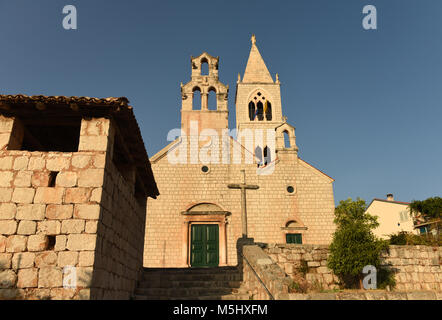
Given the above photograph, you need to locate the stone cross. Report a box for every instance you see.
[228,169,259,237]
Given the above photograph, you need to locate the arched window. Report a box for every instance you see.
[283,130,290,148]
[255,146,263,166]
[201,58,209,75]
[263,146,271,165]
[248,102,256,120]
[208,87,217,110]
[256,102,264,121]
[265,101,272,121]
[192,87,201,110]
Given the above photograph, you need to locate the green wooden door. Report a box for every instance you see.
[191,224,219,267]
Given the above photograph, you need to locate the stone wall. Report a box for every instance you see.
[239,244,292,300]
[0,115,149,299]
[263,244,442,292]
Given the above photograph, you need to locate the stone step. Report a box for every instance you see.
[141,267,239,274]
[141,274,243,282]
[132,293,250,301]
[137,280,242,289]
[134,287,240,297]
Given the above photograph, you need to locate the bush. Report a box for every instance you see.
[389,231,441,246]
[327,198,389,289]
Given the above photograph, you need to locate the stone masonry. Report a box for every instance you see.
[263,244,442,292]
[0,95,158,300]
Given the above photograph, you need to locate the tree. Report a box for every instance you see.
[327,198,388,289]
[409,197,441,220]
[409,197,442,238]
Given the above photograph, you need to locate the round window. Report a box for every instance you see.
[287,186,294,193]
[201,166,209,173]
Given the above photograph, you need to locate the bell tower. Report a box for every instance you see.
[235,35,298,162]
[180,52,229,135]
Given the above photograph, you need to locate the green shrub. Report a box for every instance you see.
[327,198,389,289]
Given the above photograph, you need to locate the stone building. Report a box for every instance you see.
[0,94,158,299]
[144,36,336,268]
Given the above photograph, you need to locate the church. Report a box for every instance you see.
[143,36,336,268]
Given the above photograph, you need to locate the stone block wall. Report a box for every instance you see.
[263,244,442,291]
[0,115,148,299]
[239,244,292,300]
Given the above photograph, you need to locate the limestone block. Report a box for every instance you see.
[0,270,17,288]
[85,221,98,234]
[93,154,106,168]
[77,169,104,187]
[0,203,16,219]
[77,267,94,287]
[34,187,64,204]
[0,253,12,269]
[74,204,101,219]
[17,268,38,288]
[78,288,91,300]
[28,157,45,170]
[54,235,67,251]
[56,172,77,187]
[0,156,13,169]
[13,171,32,187]
[45,204,73,220]
[13,156,29,170]
[6,235,27,252]
[0,235,6,252]
[16,204,46,220]
[0,188,13,202]
[38,267,63,288]
[17,220,37,235]
[0,134,10,150]
[71,155,91,169]
[78,136,108,152]
[12,187,35,203]
[61,220,85,234]
[90,188,102,202]
[67,234,97,251]
[46,157,70,171]
[35,252,58,267]
[27,234,48,252]
[78,251,95,267]
[37,220,61,235]
[64,188,90,203]
[50,288,76,300]
[0,171,14,187]
[12,252,35,269]
[57,251,78,267]
[407,291,436,300]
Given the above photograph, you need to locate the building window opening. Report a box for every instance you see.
[248,102,256,121]
[265,101,272,121]
[48,171,58,187]
[286,233,302,244]
[263,146,271,165]
[208,87,217,110]
[192,87,202,110]
[283,130,291,148]
[201,58,209,76]
[9,116,81,152]
[256,102,264,121]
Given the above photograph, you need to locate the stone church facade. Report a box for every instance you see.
[144,36,336,268]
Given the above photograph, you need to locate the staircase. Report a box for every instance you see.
[133,267,250,300]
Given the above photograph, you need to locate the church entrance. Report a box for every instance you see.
[190,224,219,267]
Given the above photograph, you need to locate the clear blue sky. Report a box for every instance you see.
[1,0,441,205]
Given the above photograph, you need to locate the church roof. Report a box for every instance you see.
[242,35,274,83]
